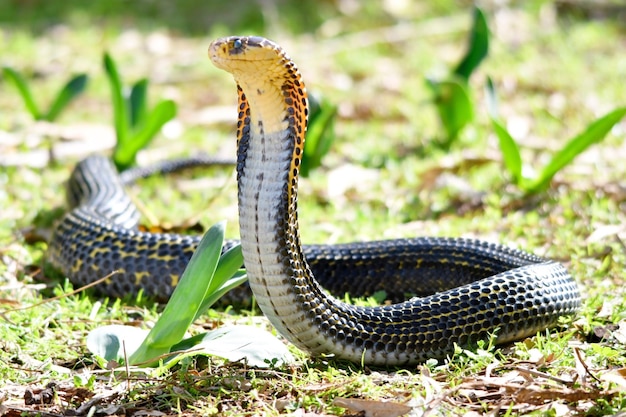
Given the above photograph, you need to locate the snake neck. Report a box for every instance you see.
[233,55,340,353]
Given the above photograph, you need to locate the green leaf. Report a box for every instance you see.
[195,243,246,320]
[114,99,177,170]
[491,117,523,185]
[103,53,129,150]
[454,6,489,82]
[427,78,474,145]
[528,106,626,193]
[301,94,337,177]
[45,74,88,122]
[196,270,247,321]
[128,221,227,365]
[87,324,291,370]
[86,325,150,363]
[2,66,41,119]
[171,325,293,368]
[129,78,148,129]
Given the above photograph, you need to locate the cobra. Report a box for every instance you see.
[208,35,581,365]
[47,36,581,366]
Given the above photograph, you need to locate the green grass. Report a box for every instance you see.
[2,2,626,416]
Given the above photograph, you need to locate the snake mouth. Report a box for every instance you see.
[208,50,276,72]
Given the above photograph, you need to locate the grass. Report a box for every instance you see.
[2,1,626,416]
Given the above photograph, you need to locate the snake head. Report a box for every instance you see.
[209,36,283,68]
[209,35,308,139]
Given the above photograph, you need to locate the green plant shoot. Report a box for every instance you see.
[86,221,291,369]
[128,221,245,365]
[426,6,489,147]
[491,106,626,194]
[103,52,177,171]
[2,66,88,121]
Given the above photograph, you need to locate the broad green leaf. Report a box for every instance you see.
[87,325,150,363]
[88,324,292,370]
[195,243,246,320]
[129,78,148,128]
[491,117,523,185]
[129,221,226,365]
[529,106,626,193]
[171,326,293,368]
[103,53,129,149]
[208,244,244,293]
[454,6,489,81]
[196,271,248,321]
[114,100,177,170]
[427,78,474,145]
[2,66,41,119]
[45,74,88,121]
[301,94,337,177]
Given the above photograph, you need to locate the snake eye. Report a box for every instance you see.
[233,38,243,49]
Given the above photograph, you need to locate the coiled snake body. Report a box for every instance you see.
[49,36,581,365]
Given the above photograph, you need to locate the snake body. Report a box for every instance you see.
[48,36,581,366]
[208,36,580,365]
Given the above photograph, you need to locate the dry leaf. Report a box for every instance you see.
[601,368,626,392]
[586,224,626,243]
[613,320,626,345]
[332,397,411,417]
[326,163,380,200]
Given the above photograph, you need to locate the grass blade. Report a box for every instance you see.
[2,66,41,119]
[491,117,523,185]
[529,106,626,193]
[129,78,148,129]
[103,52,129,149]
[453,6,489,82]
[45,74,88,122]
[128,221,226,365]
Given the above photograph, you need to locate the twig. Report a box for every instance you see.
[573,347,602,384]
[512,366,575,386]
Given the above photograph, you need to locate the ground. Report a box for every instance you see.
[1,1,626,416]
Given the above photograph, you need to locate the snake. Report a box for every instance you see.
[48,35,581,366]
